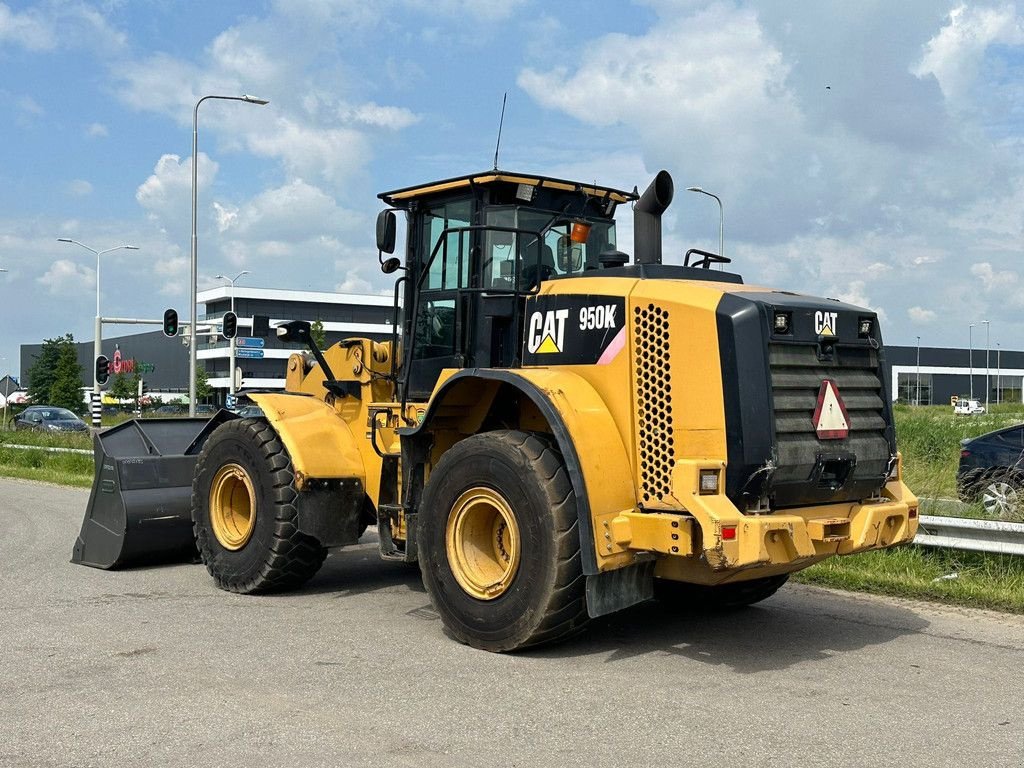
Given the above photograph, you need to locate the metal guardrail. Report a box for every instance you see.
[2,443,92,455]
[916,514,1024,557]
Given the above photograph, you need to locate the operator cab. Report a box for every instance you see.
[378,171,635,399]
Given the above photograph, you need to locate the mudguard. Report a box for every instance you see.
[247,392,365,489]
[412,368,637,576]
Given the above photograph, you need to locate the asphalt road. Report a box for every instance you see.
[1,478,1022,768]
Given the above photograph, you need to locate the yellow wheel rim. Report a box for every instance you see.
[209,463,257,551]
[445,486,521,600]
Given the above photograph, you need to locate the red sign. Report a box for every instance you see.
[812,379,850,440]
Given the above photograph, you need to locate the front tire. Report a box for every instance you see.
[192,418,327,593]
[418,431,588,652]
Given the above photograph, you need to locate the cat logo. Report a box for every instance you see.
[527,308,569,354]
[814,310,838,336]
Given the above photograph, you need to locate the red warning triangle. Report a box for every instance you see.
[812,379,850,440]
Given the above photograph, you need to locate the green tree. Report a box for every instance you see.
[48,339,86,412]
[109,372,137,403]
[27,334,72,404]
[311,318,326,349]
[195,365,211,401]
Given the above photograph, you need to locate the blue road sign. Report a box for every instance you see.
[236,337,265,348]
[235,348,265,359]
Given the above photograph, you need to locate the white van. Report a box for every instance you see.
[953,398,986,415]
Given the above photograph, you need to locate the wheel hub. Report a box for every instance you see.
[983,481,1022,521]
[445,487,521,600]
[209,463,257,550]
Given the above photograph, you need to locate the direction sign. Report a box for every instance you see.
[236,337,265,349]
[235,348,264,359]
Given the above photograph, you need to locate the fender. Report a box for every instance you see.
[411,368,637,576]
[247,392,365,490]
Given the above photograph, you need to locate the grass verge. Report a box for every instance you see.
[794,545,1024,613]
[0,430,94,487]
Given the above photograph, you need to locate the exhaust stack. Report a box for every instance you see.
[634,170,674,265]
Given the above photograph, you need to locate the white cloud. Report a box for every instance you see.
[0,3,55,50]
[246,118,369,183]
[38,259,94,295]
[335,271,373,294]
[342,102,421,130]
[136,153,218,223]
[913,4,1024,102]
[0,2,125,54]
[64,179,93,197]
[86,122,108,138]
[908,306,937,324]
[970,261,1019,291]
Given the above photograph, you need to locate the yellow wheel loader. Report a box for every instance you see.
[73,168,918,652]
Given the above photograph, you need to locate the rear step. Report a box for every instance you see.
[72,415,229,569]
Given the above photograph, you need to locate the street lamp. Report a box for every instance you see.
[968,323,975,400]
[190,93,269,417]
[916,336,921,406]
[686,186,724,262]
[57,238,140,427]
[997,342,1002,405]
[982,319,990,413]
[214,270,250,402]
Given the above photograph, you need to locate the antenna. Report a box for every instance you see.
[492,92,507,171]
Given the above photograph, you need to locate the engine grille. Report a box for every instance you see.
[768,342,891,502]
[634,304,674,502]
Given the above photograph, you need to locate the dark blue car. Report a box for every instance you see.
[14,406,89,433]
[957,423,1024,520]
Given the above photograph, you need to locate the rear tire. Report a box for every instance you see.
[418,430,588,652]
[654,574,790,611]
[192,418,326,593]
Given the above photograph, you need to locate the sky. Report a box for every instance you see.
[1,0,1023,378]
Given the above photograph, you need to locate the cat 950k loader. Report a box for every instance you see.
[73,168,918,651]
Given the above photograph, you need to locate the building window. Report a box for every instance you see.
[898,372,932,405]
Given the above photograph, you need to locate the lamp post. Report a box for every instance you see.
[916,336,921,406]
[982,319,990,413]
[996,342,1001,405]
[190,94,269,417]
[57,238,139,426]
[215,270,250,402]
[968,324,975,400]
[1,357,10,431]
[686,186,724,262]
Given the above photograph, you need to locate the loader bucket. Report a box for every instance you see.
[71,416,225,569]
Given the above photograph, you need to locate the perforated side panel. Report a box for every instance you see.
[634,304,674,502]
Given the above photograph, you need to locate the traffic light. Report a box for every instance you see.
[222,311,238,340]
[251,314,270,338]
[95,355,109,385]
[163,308,179,337]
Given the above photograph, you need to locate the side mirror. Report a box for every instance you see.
[376,210,397,254]
[276,320,312,344]
[381,257,402,274]
[557,235,584,272]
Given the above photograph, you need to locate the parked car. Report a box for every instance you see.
[957,423,1024,520]
[13,406,89,433]
[235,405,264,419]
[953,398,986,415]
[196,404,217,416]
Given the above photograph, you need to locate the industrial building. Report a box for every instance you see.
[17,289,1022,408]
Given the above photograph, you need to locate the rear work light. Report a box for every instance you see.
[699,469,720,494]
[858,317,874,338]
[773,311,791,334]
